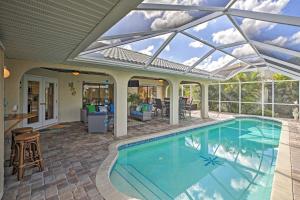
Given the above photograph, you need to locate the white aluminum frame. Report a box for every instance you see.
[209,79,300,118]
[71,1,300,81]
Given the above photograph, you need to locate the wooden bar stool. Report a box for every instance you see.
[13,131,44,180]
[10,127,33,166]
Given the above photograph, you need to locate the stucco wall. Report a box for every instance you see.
[0,47,5,198]
[3,58,210,136]
[23,68,114,122]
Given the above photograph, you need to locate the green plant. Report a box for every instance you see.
[127,93,140,105]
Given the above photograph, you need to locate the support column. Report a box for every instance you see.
[201,83,209,119]
[114,75,130,137]
[0,45,4,198]
[170,79,179,125]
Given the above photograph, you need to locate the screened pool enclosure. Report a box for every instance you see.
[75,0,300,82]
[209,72,300,118]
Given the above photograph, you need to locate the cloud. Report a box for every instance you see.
[151,11,193,31]
[165,44,170,51]
[232,0,289,14]
[212,28,244,45]
[183,57,199,66]
[231,44,256,57]
[189,41,204,48]
[144,0,204,6]
[291,31,300,45]
[197,54,234,71]
[155,33,172,41]
[265,36,288,46]
[264,31,300,47]
[230,179,248,191]
[122,44,132,50]
[139,10,163,19]
[139,45,155,55]
[211,0,289,45]
[193,22,208,32]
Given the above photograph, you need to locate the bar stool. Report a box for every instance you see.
[13,131,44,180]
[10,127,33,166]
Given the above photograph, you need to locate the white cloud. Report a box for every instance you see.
[165,44,170,51]
[212,0,289,45]
[139,45,155,56]
[231,179,248,191]
[154,33,172,41]
[143,0,204,6]
[151,11,193,31]
[236,0,289,36]
[122,44,132,50]
[139,10,163,19]
[100,39,121,45]
[291,31,300,45]
[231,44,256,57]
[266,36,288,46]
[232,0,289,14]
[193,22,208,32]
[212,28,244,45]
[197,54,233,71]
[183,57,199,66]
[264,31,300,47]
[189,41,203,48]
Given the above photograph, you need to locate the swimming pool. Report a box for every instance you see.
[110,118,282,200]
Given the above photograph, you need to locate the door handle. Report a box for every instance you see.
[40,103,46,105]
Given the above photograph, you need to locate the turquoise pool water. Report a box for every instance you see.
[110,118,282,200]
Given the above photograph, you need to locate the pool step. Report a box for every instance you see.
[124,165,173,200]
[110,169,145,199]
[114,164,172,200]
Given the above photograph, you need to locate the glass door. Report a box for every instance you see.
[23,75,58,129]
[44,78,58,126]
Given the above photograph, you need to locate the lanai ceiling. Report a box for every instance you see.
[1,0,300,80]
[0,0,142,62]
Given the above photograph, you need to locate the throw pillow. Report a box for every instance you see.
[87,105,96,113]
[136,105,142,112]
[142,104,148,112]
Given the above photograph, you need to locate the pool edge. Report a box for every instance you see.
[96,116,293,200]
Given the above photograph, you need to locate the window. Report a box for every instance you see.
[82,83,113,107]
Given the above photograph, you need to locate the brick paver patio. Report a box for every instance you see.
[3,116,210,200]
[3,114,299,200]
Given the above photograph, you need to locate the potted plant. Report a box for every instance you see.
[128,93,140,113]
[292,107,299,120]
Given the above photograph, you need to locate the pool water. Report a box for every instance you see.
[110,118,282,200]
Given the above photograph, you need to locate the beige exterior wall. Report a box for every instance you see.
[3,58,210,136]
[23,68,114,122]
[0,46,5,198]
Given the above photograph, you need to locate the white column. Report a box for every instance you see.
[181,85,184,97]
[218,83,221,113]
[262,80,264,116]
[201,83,209,119]
[272,80,275,118]
[114,75,130,137]
[238,81,241,114]
[170,79,179,125]
[0,46,4,198]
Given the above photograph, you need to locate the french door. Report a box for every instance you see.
[23,75,58,129]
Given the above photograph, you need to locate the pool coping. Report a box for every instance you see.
[96,115,293,200]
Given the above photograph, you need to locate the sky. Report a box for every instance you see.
[85,0,300,73]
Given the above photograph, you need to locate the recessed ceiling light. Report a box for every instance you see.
[72,71,80,76]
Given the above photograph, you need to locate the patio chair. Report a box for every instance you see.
[154,98,163,117]
[179,97,188,119]
[185,98,193,118]
[163,98,170,117]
